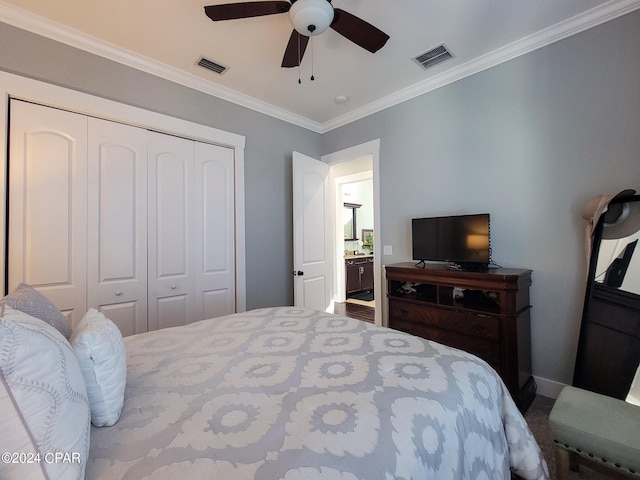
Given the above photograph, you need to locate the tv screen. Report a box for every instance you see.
[412,213,490,268]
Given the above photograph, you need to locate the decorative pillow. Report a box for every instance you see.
[0,374,48,480]
[0,283,71,339]
[70,308,126,427]
[0,306,90,480]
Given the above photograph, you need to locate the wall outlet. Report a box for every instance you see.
[383,245,392,256]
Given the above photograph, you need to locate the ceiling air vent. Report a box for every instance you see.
[413,44,453,70]
[197,57,227,75]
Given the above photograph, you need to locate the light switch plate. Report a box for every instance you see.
[383,245,392,256]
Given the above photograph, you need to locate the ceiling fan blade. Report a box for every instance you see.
[330,8,389,53]
[281,30,310,68]
[204,1,290,21]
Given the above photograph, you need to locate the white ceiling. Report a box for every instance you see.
[2,0,639,132]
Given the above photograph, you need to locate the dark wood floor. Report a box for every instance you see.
[334,302,375,323]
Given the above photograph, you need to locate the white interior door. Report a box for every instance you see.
[147,131,195,330]
[194,142,236,320]
[8,100,88,327]
[292,151,331,311]
[87,117,148,336]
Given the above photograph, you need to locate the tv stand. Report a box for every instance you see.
[385,262,535,412]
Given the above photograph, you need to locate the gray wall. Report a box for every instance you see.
[0,22,322,310]
[322,10,640,388]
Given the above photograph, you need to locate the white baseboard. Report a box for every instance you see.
[534,375,567,399]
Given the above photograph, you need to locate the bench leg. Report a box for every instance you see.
[555,447,579,480]
[569,451,579,472]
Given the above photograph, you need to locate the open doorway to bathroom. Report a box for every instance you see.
[331,157,374,323]
[323,139,381,326]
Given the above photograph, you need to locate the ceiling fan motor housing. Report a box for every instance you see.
[289,0,334,36]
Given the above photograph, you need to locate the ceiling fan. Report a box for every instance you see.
[204,0,390,68]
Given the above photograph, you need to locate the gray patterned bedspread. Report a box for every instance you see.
[87,307,548,480]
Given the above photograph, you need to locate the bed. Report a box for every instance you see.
[1,300,548,480]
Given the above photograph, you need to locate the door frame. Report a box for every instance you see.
[322,139,383,326]
[0,70,247,312]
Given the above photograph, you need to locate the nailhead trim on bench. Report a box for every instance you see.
[553,439,640,476]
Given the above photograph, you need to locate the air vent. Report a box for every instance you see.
[413,44,453,70]
[197,57,227,75]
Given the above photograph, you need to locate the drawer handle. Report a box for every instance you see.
[171,284,177,290]
[115,290,122,296]
[400,308,409,317]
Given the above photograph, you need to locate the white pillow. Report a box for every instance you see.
[70,308,126,427]
[0,283,71,339]
[0,375,47,480]
[0,306,90,480]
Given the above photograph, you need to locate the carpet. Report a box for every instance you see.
[524,395,610,479]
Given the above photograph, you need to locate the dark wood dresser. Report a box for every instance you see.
[385,262,535,412]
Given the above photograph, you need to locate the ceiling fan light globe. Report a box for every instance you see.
[289,0,334,36]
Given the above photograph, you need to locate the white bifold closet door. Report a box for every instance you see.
[8,100,235,334]
[87,117,148,336]
[147,132,236,330]
[147,132,195,330]
[8,101,89,326]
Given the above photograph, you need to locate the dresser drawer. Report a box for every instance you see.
[389,299,500,341]
[389,316,501,368]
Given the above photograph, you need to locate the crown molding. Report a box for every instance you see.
[319,0,640,133]
[2,0,639,134]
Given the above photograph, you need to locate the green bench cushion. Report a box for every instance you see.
[549,386,640,474]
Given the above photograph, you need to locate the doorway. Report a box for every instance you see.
[322,139,381,326]
[336,169,374,305]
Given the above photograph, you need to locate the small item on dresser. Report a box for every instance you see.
[397,281,419,295]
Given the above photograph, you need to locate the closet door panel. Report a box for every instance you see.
[100,302,139,338]
[156,294,189,330]
[87,118,148,336]
[147,132,195,330]
[195,142,236,320]
[8,100,88,326]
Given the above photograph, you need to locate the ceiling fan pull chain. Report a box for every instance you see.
[310,36,315,81]
[297,33,302,84]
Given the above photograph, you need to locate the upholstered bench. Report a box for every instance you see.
[549,386,640,479]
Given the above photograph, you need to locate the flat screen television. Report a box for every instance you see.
[412,213,491,270]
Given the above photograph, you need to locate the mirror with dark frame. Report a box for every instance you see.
[344,203,361,241]
[573,192,640,401]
